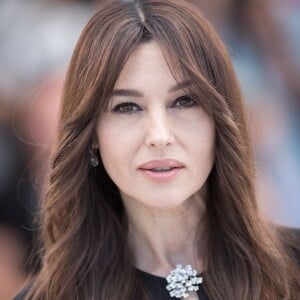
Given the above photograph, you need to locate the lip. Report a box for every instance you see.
[138,159,185,182]
[138,159,184,170]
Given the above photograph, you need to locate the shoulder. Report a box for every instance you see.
[14,284,33,300]
[277,226,300,262]
[12,228,300,300]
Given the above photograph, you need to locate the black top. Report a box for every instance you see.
[14,270,208,300]
[14,227,300,300]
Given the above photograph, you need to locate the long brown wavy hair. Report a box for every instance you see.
[25,0,300,299]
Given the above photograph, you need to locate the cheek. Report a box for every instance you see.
[96,119,136,179]
[177,110,215,148]
[172,106,213,132]
[185,116,216,171]
[97,116,140,145]
[96,122,118,171]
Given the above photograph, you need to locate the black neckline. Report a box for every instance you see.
[136,268,204,282]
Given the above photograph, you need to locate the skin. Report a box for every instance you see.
[0,227,27,300]
[96,41,215,281]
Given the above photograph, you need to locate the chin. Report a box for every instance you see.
[120,185,204,212]
[138,192,195,211]
[145,201,184,211]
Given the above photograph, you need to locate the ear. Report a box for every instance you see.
[91,132,99,150]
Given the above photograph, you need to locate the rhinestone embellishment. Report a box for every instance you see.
[166,264,203,298]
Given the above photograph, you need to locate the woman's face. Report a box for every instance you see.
[96,41,215,210]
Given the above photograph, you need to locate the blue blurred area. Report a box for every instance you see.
[189,0,300,227]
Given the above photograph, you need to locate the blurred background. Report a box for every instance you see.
[0,0,299,299]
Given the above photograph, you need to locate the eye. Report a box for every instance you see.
[112,102,142,114]
[173,96,197,108]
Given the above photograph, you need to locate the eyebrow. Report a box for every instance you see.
[110,80,192,97]
[168,80,192,93]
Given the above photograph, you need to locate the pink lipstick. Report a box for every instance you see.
[138,159,184,182]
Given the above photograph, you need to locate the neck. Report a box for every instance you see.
[123,192,208,277]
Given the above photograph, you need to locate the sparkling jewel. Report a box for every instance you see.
[166,264,203,298]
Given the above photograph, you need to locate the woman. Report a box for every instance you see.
[16,0,300,299]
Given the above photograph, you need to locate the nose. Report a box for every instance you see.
[145,108,175,148]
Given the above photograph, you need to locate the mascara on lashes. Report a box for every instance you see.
[111,95,197,114]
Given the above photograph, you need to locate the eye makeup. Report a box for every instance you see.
[110,95,198,115]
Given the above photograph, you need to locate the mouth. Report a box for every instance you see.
[138,159,184,170]
[138,159,185,182]
[145,166,180,172]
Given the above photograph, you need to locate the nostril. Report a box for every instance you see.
[145,134,174,148]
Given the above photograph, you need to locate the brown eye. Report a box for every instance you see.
[173,96,197,108]
[112,102,141,114]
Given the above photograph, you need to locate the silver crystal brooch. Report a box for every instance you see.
[166,264,203,298]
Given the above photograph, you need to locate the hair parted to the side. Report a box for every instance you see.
[25,1,300,299]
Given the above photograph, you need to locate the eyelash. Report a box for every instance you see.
[112,96,197,114]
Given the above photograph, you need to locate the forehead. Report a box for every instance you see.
[113,41,178,92]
